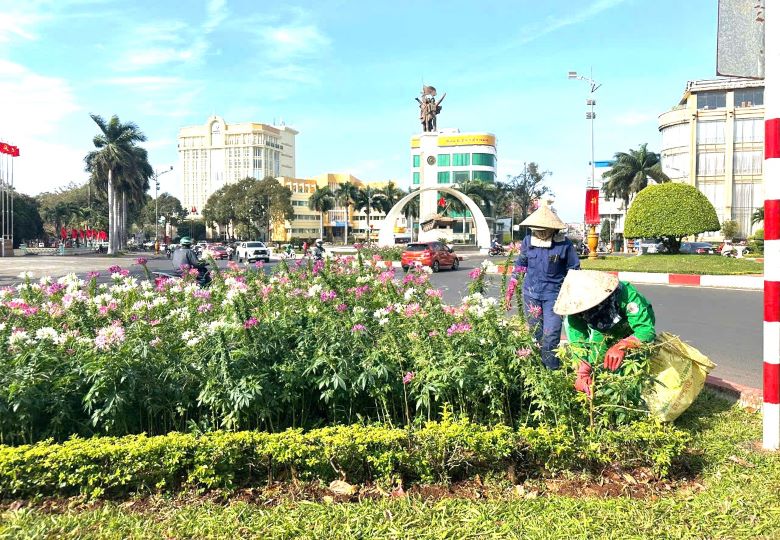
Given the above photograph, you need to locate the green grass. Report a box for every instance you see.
[581,254,762,275]
[3,391,779,539]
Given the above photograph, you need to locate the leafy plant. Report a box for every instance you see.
[624,183,720,253]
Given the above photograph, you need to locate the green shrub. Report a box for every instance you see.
[720,219,740,241]
[749,228,764,254]
[624,183,720,253]
[0,420,690,499]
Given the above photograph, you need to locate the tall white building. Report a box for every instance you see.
[178,115,297,217]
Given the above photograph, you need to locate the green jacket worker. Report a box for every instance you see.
[553,270,656,396]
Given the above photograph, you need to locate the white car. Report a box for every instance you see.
[236,241,271,263]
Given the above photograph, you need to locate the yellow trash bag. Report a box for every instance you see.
[641,332,716,422]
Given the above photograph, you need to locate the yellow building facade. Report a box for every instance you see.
[271,174,402,243]
[658,78,764,237]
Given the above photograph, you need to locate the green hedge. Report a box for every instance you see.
[0,417,689,499]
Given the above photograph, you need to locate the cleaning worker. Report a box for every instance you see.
[553,270,656,396]
[513,201,580,370]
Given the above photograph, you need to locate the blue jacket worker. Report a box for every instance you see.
[513,202,580,369]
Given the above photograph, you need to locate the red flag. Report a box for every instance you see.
[11,146,19,157]
[0,142,10,155]
[88,228,93,239]
[71,229,77,239]
[585,188,600,225]
[437,197,446,208]
[60,227,67,240]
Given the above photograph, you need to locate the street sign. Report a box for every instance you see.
[717,0,765,78]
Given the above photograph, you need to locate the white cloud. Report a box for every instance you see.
[266,24,330,62]
[0,11,41,43]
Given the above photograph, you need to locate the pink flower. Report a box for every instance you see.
[193,289,211,299]
[336,303,348,312]
[108,264,122,274]
[516,266,527,274]
[446,322,472,337]
[404,303,421,317]
[149,319,160,327]
[135,257,148,266]
[504,278,518,310]
[227,261,240,271]
[351,324,366,333]
[516,347,532,358]
[378,270,395,284]
[402,371,416,385]
[87,271,100,279]
[425,288,443,298]
[320,290,337,302]
[94,322,126,350]
[254,261,264,269]
[527,303,542,318]
[149,337,161,348]
[468,268,482,280]
[428,330,439,337]
[243,317,259,329]
[197,303,213,313]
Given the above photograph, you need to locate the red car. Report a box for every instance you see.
[401,242,460,272]
[206,245,229,260]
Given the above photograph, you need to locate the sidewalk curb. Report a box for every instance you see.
[479,263,763,290]
[705,376,762,409]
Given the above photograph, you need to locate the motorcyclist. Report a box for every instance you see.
[172,237,210,286]
[284,243,296,258]
[312,239,326,261]
[490,237,504,255]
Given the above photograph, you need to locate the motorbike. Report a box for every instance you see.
[152,263,212,288]
[488,245,506,257]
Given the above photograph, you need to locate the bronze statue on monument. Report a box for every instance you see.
[415,85,446,132]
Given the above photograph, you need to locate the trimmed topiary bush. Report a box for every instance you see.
[624,183,720,253]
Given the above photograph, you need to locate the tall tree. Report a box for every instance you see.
[502,163,553,238]
[601,143,669,210]
[455,179,498,217]
[84,114,149,254]
[353,187,387,242]
[12,192,44,247]
[334,182,358,244]
[308,186,335,241]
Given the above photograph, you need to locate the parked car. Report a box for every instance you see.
[401,242,460,272]
[679,242,715,255]
[203,245,229,260]
[638,238,667,254]
[236,241,271,263]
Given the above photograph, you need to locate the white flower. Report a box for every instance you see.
[181,330,194,341]
[403,288,416,301]
[307,304,319,315]
[421,266,433,274]
[356,275,372,284]
[373,309,385,319]
[186,336,202,347]
[353,306,366,316]
[152,297,168,307]
[9,330,31,346]
[17,271,34,280]
[38,276,52,285]
[307,284,323,297]
[35,327,59,342]
[140,281,154,292]
[0,323,5,331]
[379,317,389,326]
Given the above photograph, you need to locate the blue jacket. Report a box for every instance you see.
[514,233,580,300]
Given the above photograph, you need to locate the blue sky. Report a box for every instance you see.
[1,0,719,221]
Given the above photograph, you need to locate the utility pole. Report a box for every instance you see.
[153,166,173,254]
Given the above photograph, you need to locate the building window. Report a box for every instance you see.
[734,88,763,107]
[733,182,762,236]
[472,153,495,167]
[696,152,725,176]
[437,171,451,184]
[437,154,450,166]
[661,123,689,151]
[697,121,725,145]
[452,153,470,166]
[733,150,763,175]
[412,154,420,168]
[735,118,764,143]
[413,172,420,185]
[697,91,726,110]
[661,152,690,178]
[472,171,495,182]
[697,181,725,224]
[453,171,469,183]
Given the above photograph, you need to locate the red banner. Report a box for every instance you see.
[0,142,19,156]
[585,188,600,225]
[60,227,67,240]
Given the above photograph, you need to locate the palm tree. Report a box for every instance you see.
[379,181,404,212]
[85,114,148,254]
[601,143,669,210]
[308,186,335,241]
[353,187,387,243]
[456,179,498,217]
[334,182,358,244]
[752,206,764,226]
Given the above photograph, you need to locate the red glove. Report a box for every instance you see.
[603,336,642,371]
[574,361,592,397]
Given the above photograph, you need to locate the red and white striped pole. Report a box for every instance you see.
[764,0,780,451]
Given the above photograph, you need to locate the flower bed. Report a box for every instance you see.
[1,256,660,448]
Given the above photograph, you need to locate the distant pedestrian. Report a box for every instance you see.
[302,241,309,257]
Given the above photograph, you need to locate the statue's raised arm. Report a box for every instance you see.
[418,85,444,132]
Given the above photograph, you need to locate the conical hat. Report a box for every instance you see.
[553,270,620,315]
[519,203,566,230]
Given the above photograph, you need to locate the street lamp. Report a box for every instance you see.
[154,166,173,253]
[569,69,602,259]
